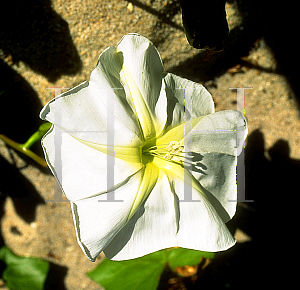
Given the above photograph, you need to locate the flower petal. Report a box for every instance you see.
[74,137,142,164]
[103,171,178,260]
[118,58,157,140]
[72,163,159,262]
[156,161,235,252]
[104,165,235,260]
[187,110,248,156]
[126,162,160,222]
[41,127,143,201]
[116,33,168,138]
[163,72,214,130]
[40,48,142,147]
[173,174,236,252]
[71,169,144,262]
[156,115,205,146]
[191,152,238,221]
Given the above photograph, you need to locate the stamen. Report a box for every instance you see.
[164,141,184,162]
[142,141,192,166]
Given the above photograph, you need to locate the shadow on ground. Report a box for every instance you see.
[0,0,82,82]
[0,0,83,159]
[0,58,52,173]
[187,129,298,289]
[156,130,298,289]
[235,0,300,106]
[166,0,300,110]
[44,262,68,290]
[0,59,47,244]
[0,60,43,145]
[0,155,68,288]
[0,147,67,288]
[0,2,77,285]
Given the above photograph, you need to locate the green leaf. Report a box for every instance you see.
[87,250,167,290]
[166,248,214,271]
[0,246,49,290]
[88,248,216,290]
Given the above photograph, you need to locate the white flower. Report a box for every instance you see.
[40,33,247,261]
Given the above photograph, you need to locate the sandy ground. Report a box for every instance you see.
[0,0,299,289]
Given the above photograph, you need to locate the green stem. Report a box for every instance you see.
[21,123,52,150]
[0,123,51,167]
[22,131,42,149]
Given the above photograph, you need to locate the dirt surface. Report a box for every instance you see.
[0,0,299,289]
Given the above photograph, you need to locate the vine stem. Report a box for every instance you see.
[0,123,51,167]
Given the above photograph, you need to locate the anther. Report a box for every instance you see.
[164,141,184,162]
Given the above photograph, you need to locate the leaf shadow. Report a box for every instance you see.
[0,155,45,224]
[0,59,52,172]
[0,0,82,82]
[166,0,300,111]
[186,129,300,289]
[0,156,68,289]
[123,0,183,34]
[44,262,68,290]
[235,0,300,108]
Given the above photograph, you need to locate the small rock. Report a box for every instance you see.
[127,2,133,13]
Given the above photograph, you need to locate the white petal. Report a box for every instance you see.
[104,168,235,260]
[41,127,143,201]
[191,152,238,220]
[188,110,248,156]
[103,171,177,260]
[173,175,236,252]
[116,34,167,137]
[163,73,214,130]
[40,47,142,147]
[152,160,235,252]
[71,169,144,262]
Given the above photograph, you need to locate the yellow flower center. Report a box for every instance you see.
[142,140,185,165]
[164,141,184,162]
